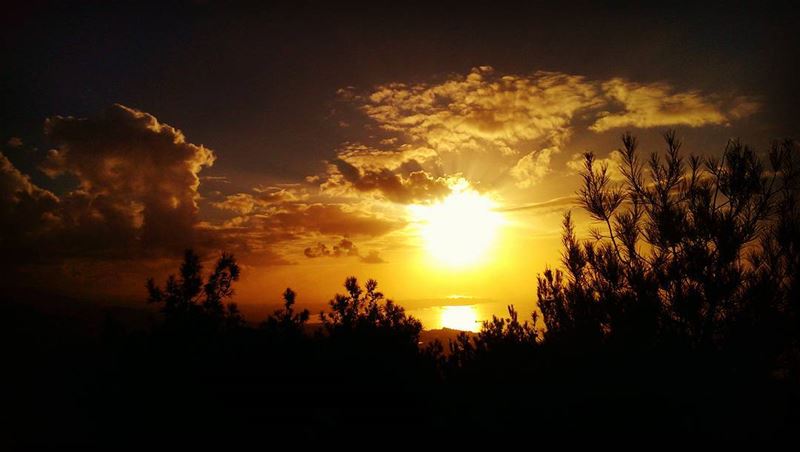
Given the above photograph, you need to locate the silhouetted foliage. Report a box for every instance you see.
[321,276,422,348]
[146,249,243,330]
[537,133,800,360]
[261,287,310,337]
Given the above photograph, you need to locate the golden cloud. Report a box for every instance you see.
[334,67,760,191]
[590,78,759,132]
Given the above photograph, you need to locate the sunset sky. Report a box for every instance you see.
[2,2,797,329]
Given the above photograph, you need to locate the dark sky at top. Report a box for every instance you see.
[2,1,797,187]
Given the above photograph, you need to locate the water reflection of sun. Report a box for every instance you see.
[440,305,481,332]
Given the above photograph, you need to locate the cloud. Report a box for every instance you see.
[360,66,601,155]
[335,143,438,171]
[1,105,219,263]
[0,152,61,257]
[6,137,23,148]
[509,146,558,188]
[359,250,386,264]
[331,67,760,190]
[212,188,402,237]
[728,96,762,120]
[304,238,359,258]
[255,202,403,237]
[40,103,215,253]
[590,78,760,132]
[323,158,451,203]
[211,186,305,215]
[496,195,578,213]
[211,193,262,215]
[303,239,386,264]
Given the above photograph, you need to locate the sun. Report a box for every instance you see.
[410,182,503,268]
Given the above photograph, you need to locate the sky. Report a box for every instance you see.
[1,2,798,327]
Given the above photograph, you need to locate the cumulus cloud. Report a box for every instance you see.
[41,103,215,252]
[6,137,23,148]
[0,105,220,263]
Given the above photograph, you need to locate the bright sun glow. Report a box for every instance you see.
[410,181,503,268]
[440,305,480,332]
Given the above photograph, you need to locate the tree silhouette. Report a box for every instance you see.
[321,276,422,347]
[146,249,243,329]
[536,132,799,367]
[262,287,310,338]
